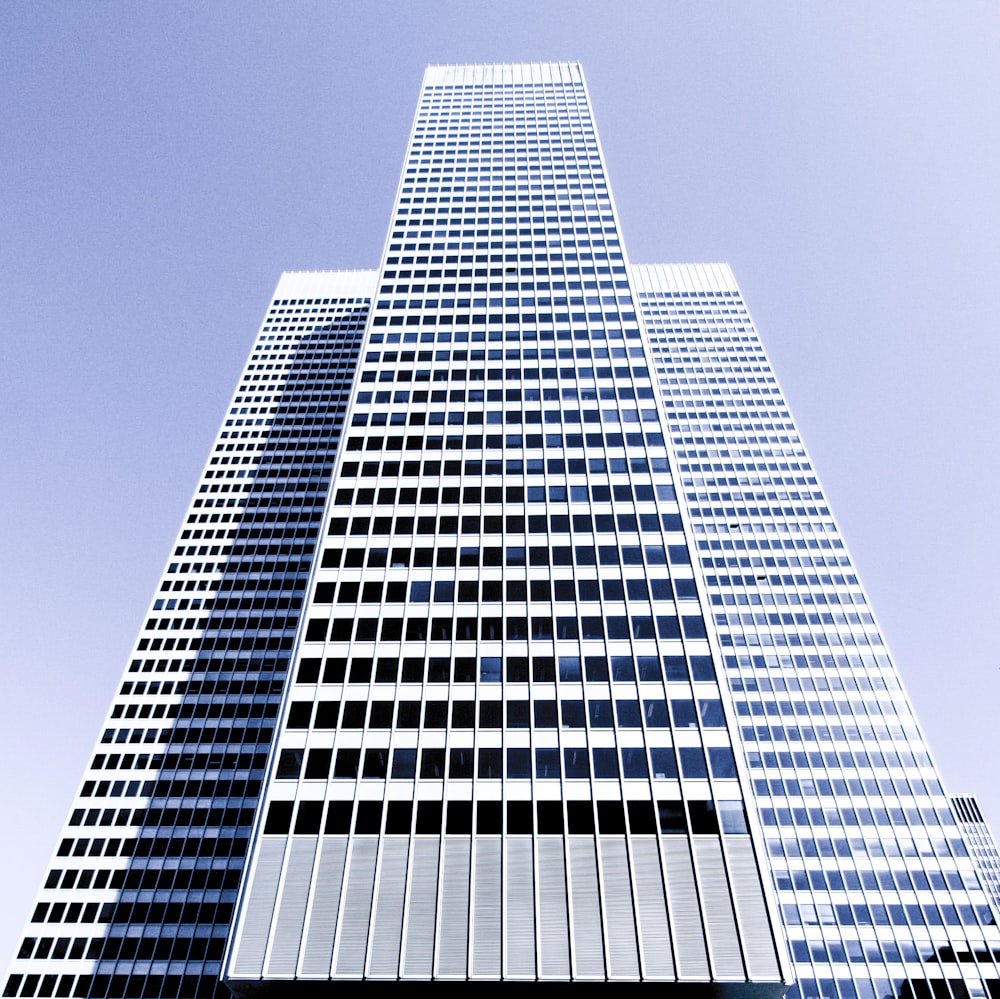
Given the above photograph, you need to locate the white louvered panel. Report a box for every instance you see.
[435,837,471,978]
[231,837,286,978]
[503,837,535,979]
[266,837,317,977]
[400,837,440,979]
[567,837,605,980]
[300,836,348,977]
[724,838,781,981]
[598,837,640,979]
[536,837,570,979]
[367,836,410,979]
[333,837,379,978]
[471,837,502,977]
[630,837,674,980]
[693,837,745,981]
[660,839,709,980]
[366,837,409,979]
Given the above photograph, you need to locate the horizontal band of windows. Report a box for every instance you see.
[336,472,676,508]
[276,743,734,784]
[319,543,685,572]
[316,575,688,605]
[331,513,680,540]
[304,612,706,644]
[283,695,724,732]
[294,653,716,685]
[262,795,743,837]
[365,325,639,346]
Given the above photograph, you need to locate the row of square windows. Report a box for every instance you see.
[406,144,598,157]
[319,548,685,576]
[302,611,708,644]
[274,743,737,784]
[355,367,649,387]
[340,466,672,504]
[263,796,745,838]
[352,404,654,428]
[292,654,718,686]
[396,200,610,214]
[317,575,691,605]
[352,393,654,413]
[283,695,725,732]
[403,159,601,172]
[365,345,640,363]
[338,438,666,466]
[329,510,683,537]
[405,139,598,155]
[401,176,604,189]
[336,466,673,500]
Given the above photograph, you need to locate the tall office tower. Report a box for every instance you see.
[952,796,1000,917]
[3,270,374,999]
[634,263,1000,999]
[224,63,786,989]
[4,62,998,999]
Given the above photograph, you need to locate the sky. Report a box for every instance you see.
[2,0,1000,968]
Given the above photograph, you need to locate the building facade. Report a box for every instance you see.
[952,796,1000,919]
[5,63,1000,998]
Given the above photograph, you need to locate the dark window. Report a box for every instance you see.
[593,748,618,778]
[561,700,585,728]
[305,748,332,780]
[478,748,502,779]
[507,747,531,778]
[423,702,448,728]
[452,702,475,728]
[342,701,367,728]
[369,701,394,728]
[385,801,412,833]
[657,801,686,834]
[507,701,530,728]
[449,748,474,778]
[643,700,669,727]
[621,748,649,779]
[420,748,445,779]
[535,748,560,778]
[264,801,293,834]
[316,701,340,728]
[333,749,360,779]
[670,700,698,729]
[391,749,416,779]
[699,699,726,727]
[286,702,312,729]
[616,699,642,727]
[363,749,388,779]
[708,747,738,779]
[534,700,558,728]
[563,748,590,778]
[276,749,302,779]
[479,701,502,728]
[396,702,421,728]
[679,747,708,779]
[650,748,677,779]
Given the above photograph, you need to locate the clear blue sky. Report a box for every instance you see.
[3,0,999,966]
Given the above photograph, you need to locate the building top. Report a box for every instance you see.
[274,269,377,300]
[630,263,740,295]
[422,62,585,86]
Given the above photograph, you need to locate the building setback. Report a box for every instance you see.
[952,796,1000,920]
[5,63,1000,998]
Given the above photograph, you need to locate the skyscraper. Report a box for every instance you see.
[4,62,999,998]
